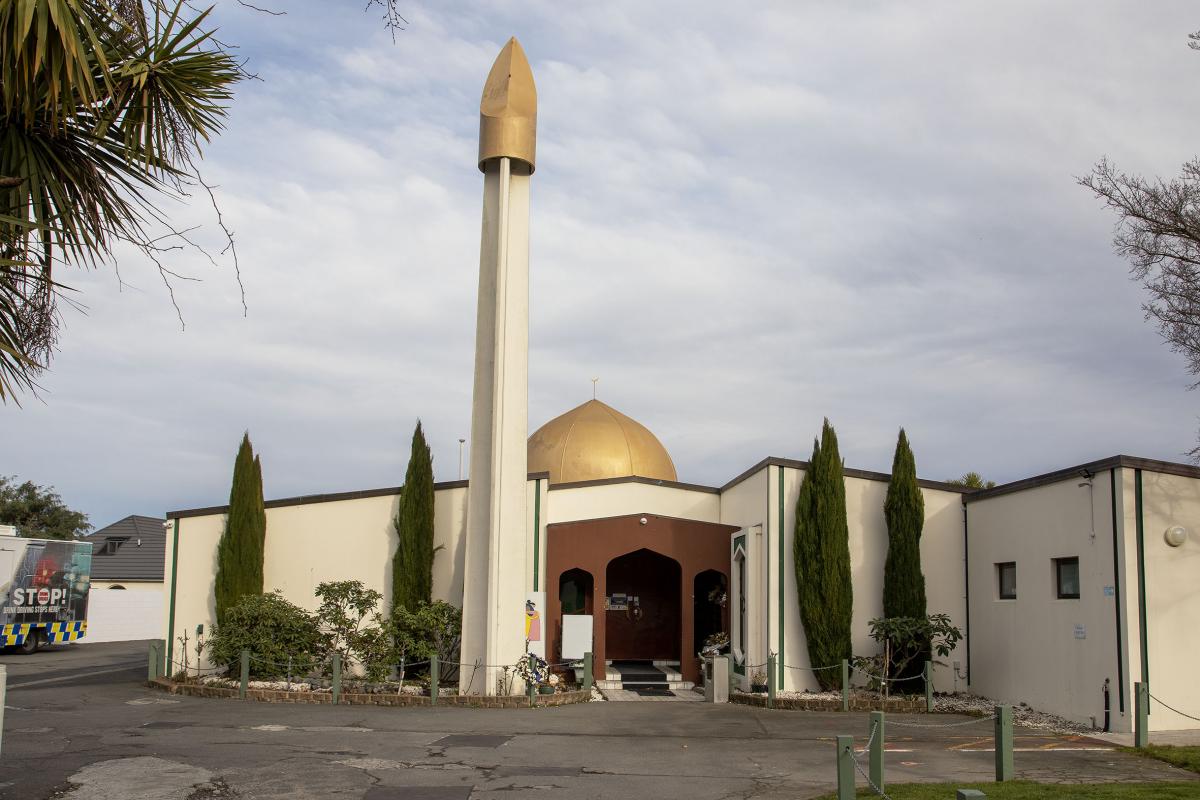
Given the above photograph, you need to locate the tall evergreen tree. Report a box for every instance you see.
[393,420,435,612]
[214,433,266,624]
[793,418,854,689]
[884,429,926,619]
[884,429,928,686]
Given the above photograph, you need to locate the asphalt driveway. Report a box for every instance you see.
[0,641,1193,799]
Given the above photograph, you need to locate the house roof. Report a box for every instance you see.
[82,515,166,582]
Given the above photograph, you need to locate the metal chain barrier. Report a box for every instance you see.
[887,714,996,729]
[1150,693,1200,723]
[848,718,891,799]
[782,662,841,671]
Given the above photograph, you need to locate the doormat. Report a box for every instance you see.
[633,686,674,697]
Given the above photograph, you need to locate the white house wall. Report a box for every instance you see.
[546,481,720,525]
[1130,468,1200,732]
[719,465,770,689]
[767,466,967,693]
[966,472,1124,731]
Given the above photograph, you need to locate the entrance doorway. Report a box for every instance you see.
[604,549,681,662]
[693,569,728,660]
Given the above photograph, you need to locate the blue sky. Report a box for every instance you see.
[5,1,1200,529]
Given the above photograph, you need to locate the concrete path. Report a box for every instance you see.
[0,642,1195,799]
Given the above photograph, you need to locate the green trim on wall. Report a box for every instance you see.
[166,517,181,672]
[1134,468,1149,695]
[532,479,542,592]
[1109,468,1125,713]
[777,465,785,687]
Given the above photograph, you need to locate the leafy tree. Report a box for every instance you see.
[946,472,996,490]
[315,579,382,673]
[854,614,962,698]
[214,433,266,624]
[208,591,322,679]
[883,429,928,686]
[1078,32,1200,457]
[392,420,435,613]
[0,476,90,539]
[0,0,241,401]
[793,418,853,689]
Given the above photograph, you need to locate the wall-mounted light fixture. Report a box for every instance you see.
[1165,526,1189,547]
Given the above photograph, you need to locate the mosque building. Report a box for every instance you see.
[164,395,1200,733]
[161,37,1199,735]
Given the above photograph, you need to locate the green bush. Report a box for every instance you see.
[208,592,322,679]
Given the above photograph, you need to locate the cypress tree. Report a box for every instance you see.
[214,433,267,624]
[793,419,853,689]
[883,428,928,685]
[392,420,435,612]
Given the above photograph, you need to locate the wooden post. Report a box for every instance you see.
[331,652,342,705]
[841,659,850,711]
[924,660,933,713]
[1135,682,1149,748]
[430,656,440,706]
[582,651,593,692]
[239,649,249,700]
[869,710,885,793]
[836,735,855,800]
[994,704,1013,782]
[767,653,777,709]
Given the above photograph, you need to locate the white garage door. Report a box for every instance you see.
[85,588,164,643]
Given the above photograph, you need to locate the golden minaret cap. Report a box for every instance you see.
[479,37,537,173]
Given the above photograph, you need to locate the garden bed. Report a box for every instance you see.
[731,690,926,713]
[148,677,591,708]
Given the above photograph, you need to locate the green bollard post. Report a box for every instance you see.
[925,660,933,713]
[767,653,777,709]
[869,710,885,793]
[148,640,164,681]
[994,704,1013,782]
[836,735,855,800]
[1135,682,1149,748]
[430,656,439,706]
[239,649,249,700]
[841,659,850,712]
[583,652,593,692]
[331,652,342,705]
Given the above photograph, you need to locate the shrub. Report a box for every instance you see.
[315,580,383,675]
[208,592,322,679]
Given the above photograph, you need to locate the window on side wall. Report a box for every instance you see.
[1054,557,1080,599]
[996,562,1016,600]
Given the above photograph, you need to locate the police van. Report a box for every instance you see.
[0,525,92,653]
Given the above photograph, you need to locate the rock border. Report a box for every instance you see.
[147,678,590,708]
[731,692,926,713]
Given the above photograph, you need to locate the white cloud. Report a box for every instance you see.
[5,0,1200,526]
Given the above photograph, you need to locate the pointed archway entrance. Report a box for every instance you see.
[545,513,739,684]
[604,548,681,662]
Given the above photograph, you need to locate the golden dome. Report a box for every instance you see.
[528,400,678,484]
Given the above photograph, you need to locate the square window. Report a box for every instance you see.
[1055,557,1080,599]
[996,562,1016,600]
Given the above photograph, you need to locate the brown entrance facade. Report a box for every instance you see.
[545,512,738,684]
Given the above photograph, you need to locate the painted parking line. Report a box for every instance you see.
[8,662,143,689]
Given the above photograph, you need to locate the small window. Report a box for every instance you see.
[103,537,128,555]
[996,562,1016,599]
[1055,557,1080,599]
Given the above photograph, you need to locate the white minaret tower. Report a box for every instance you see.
[459,38,537,695]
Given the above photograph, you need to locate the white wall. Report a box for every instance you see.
[1131,468,1200,732]
[966,471,1124,730]
[763,464,967,693]
[546,481,720,526]
[720,466,769,690]
[87,585,165,643]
